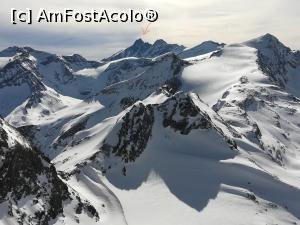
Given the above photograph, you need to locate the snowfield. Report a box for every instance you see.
[0,34,300,225]
[181,44,268,105]
[0,57,12,69]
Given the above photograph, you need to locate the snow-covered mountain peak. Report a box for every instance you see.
[242,33,300,90]
[244,33,291,55]
[0,46,53,61]
[254,33,280,43]
[153,39,167,46]
[63,54,89,62]
[133,38,147,45]
[103,38,186,62]
[0,46,30,57]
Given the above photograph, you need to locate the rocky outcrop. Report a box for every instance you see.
[102,103,154,163]
[0,119,100,224]
[159,93,211,135]
[245,33,295,88]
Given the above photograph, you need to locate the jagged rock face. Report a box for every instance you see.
[0,46,103,117]
[245,34,294,87]
[102,103,154,163]
[0,47,74,85]
[0,56,45,92]
[159,93,238,150]
[97,92,237,173]
[0,47,66,117]
[0,119,100,224]
[120,97,140,109]
[159,94,212,135]
[0,119,67,224]
[0,144,70,224]
[0,46,100,95]
[146,39,185,57]
[1,46,100,73]
[0,55,48,116]
[256,51,288,87]
[103,39,185,61]
[0,46,34,57]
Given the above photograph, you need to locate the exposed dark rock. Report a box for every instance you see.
[159,94,212,135]
[246,34,293,88]
[54,118,88,148]
[103,38,185,62]
[160,77,182,96]
[0,119,100,224]
[246,193,258,203]
[120,97,139,109]
[75,196,99,221]
[102,103,154,163]
[0,57,45,92]
[62,54,102,71]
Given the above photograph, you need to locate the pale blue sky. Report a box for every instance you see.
[1,0,299,60]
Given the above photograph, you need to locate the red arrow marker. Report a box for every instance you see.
[141,23,151,36]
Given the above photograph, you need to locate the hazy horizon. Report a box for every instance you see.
[1,0,299,60]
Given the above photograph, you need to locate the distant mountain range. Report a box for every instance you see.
[102,38,225,61]
[0,34,300,225]
[102,38,185,61]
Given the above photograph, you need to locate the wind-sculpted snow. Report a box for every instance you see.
[1,34,300,225]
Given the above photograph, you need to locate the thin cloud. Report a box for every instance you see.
[1,0,299,59]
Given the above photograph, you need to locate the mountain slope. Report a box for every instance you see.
[0,118,111,225]
[96,35,300,225]
[178,41,225,59]
[0,46,102,104]
[244,33,300,97]
[1,34,300,225]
